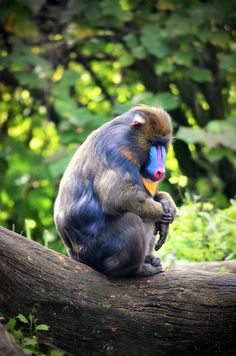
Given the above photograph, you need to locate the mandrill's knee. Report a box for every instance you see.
[102,232,145,278]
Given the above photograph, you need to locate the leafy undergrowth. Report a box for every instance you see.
[159,198,236,263]
[1,312,63,356]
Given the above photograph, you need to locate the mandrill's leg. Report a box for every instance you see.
[98,213,164,278]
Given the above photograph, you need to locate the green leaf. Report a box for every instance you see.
[131,46,146,59]
[165,14,195,37]
[184,67,212,82]
[17,313,29,324]
[124,33,139,49]
[6,5,39,38]
[12,329,23,342]
[28,313,34,323]
[210,31,230,48]
[177,122,236,151]
[132,92,179,111]
[3,42,52,74]
[67,0,88,12]
[5,318,16,331]
[155,93,180,110]
[49,351,64,356]
[61,70,80,86]
[219,54,236,72]
[15,72,45,89]
[53,97,79,119]
[23,337,37,347]
[176,127,204,144]
[100,0,131,21]
[197,28,212,42]
[172,51,195,67]
[120,53,134,67]
[187,3,227,23]
[19,0,46,15]
[114,103,132,115]
[133,92,179,111]
[49,156,71,179]
[35,323,49,331]
[207,120,236,150]
[155,60,174,74]
[141,24,170,58]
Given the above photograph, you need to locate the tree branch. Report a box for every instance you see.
[0,226,236,355]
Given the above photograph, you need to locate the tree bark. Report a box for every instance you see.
[0,324,24,356]
[0,226,236,356]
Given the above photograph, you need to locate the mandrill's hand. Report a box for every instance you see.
[154,198,176,251]
[159,198,176,224]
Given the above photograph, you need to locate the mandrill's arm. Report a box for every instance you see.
[95,169,164,220]
[154,191,177,250]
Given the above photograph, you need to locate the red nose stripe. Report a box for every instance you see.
[155,145,165,179]
[154,169,165,179]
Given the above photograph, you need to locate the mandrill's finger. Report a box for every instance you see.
[155,224,169,250]
[160,199,171,213]
[161,217,174,224]
[161,206,176,224]
[160,212,174,224]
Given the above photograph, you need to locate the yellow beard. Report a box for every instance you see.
[141,177,158,196]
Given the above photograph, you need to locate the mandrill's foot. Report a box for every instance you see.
[145,255,162,268]
[136,262,164,277]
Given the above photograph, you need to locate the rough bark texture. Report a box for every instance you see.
[0,226,236,356]
[0,324,24,356]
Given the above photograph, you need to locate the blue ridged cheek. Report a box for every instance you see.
[147,146,158,175]
[161,145,166,167]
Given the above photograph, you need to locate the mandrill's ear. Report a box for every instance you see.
[130,113,146,128]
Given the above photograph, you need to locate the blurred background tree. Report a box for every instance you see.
[0,0,235,259]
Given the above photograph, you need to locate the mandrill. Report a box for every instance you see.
[54,105,176,277]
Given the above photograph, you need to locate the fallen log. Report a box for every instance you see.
[0,226,236,356]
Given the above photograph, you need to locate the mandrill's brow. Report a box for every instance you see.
[148,137,169,145]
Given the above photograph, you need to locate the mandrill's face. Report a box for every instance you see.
[141,143,167,182]
[129,106,172,183]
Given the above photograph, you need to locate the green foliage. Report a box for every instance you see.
[2,312,62,355]
[160,198,236,263]
[0,0,235,258]
[177,119,236,151]
[17,313,29,324]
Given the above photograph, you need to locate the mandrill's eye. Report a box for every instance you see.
[148,137,168,146]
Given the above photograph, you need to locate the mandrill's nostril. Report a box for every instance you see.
[154,169,165,179]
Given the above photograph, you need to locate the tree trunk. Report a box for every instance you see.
[0,226,236,356]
